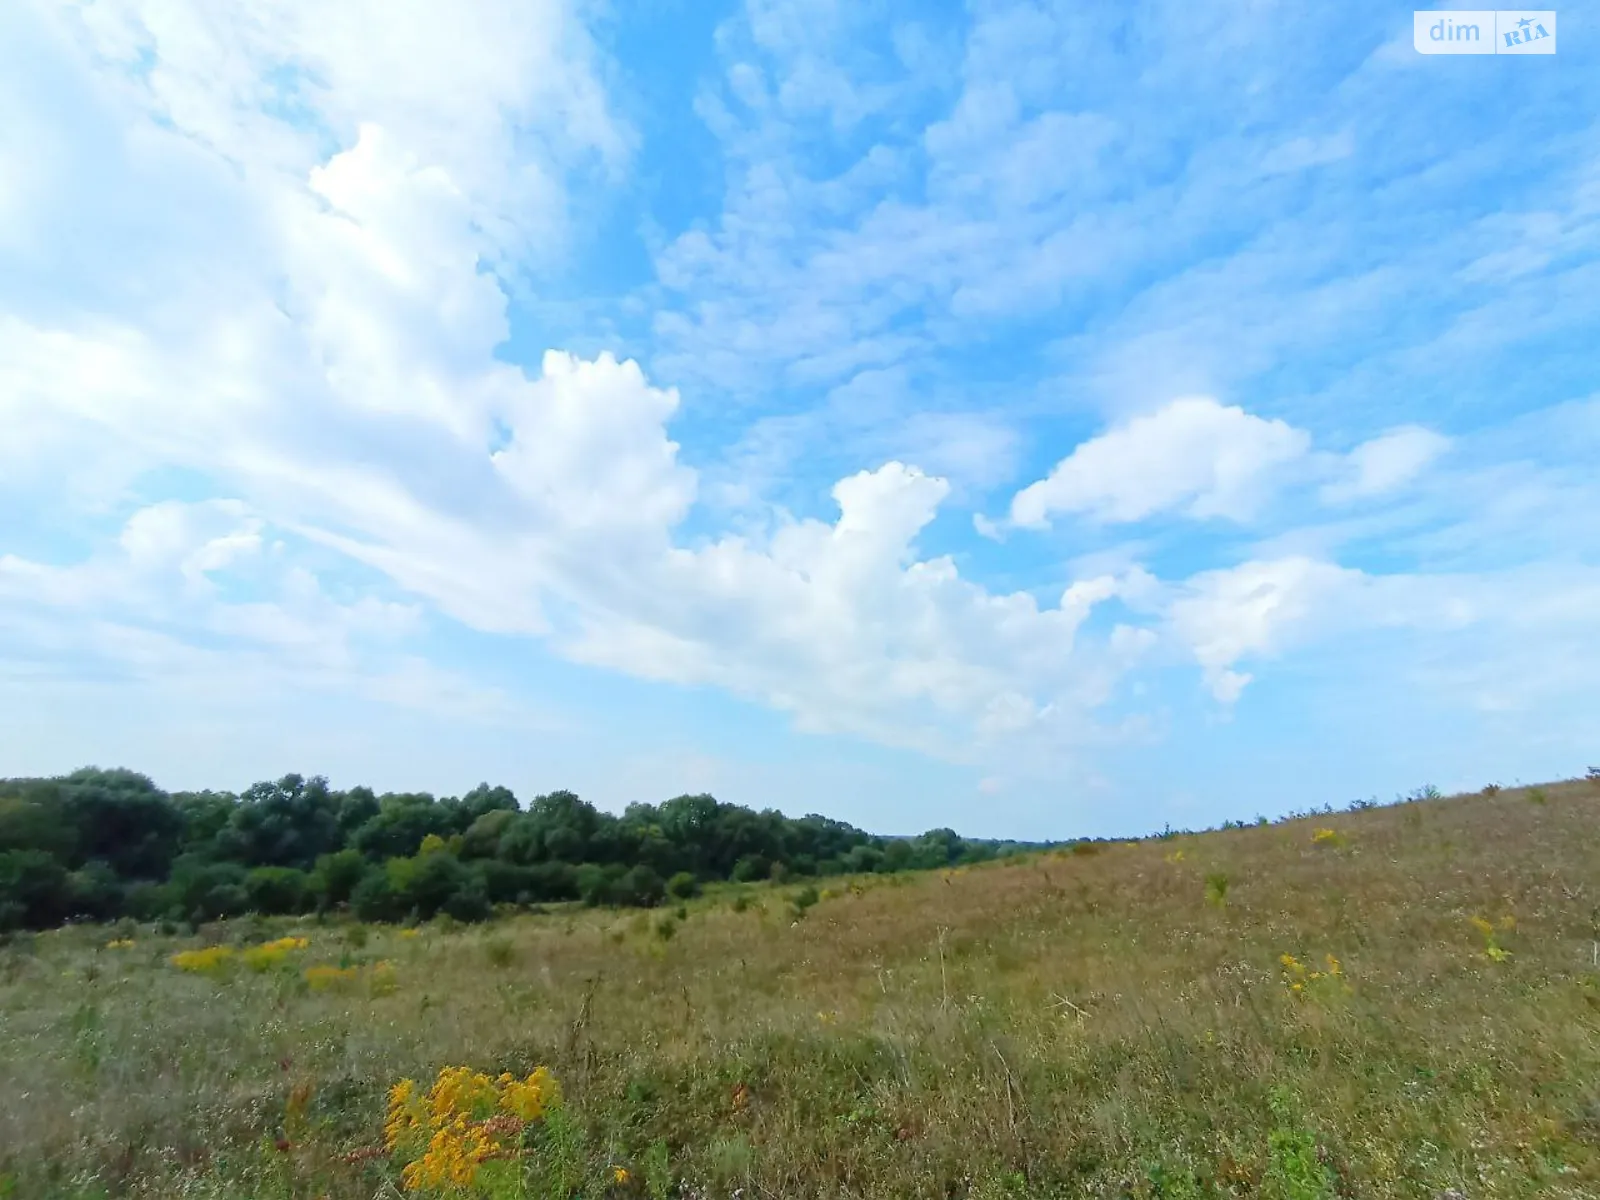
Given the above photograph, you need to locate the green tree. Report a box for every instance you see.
[351,866,401,922]
[170,790,237,854]
[215,775,342,870]
[309,849,367,909]
[612,864,666,907]
[57,768,184,879]
[0,849,73,930]
[351,793,454,860]
[244,866,310,914]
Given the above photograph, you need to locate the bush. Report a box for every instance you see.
[244,866,309,915]
[730,855,769,884]
[388,852,488,922]
[1205,872,1230,907]
[485,936,516,967]
[442,879,491,923]
[840,845,884,874]
[123,880,168,921]
[665,871,700,901]
[0,850,72,930]
[310,849,367,910]
[166,859,251,923]
[524,861,580,903]
[480,859,533,905]
[351,867,400,923]
[575,863,619,907]
[611,864,666,908]
[68,860,124,921]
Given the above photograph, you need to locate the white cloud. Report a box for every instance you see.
[1010,397,1311,528]
[1320,425,1450,504]
[551,461,1151,766]
[7,0,1599,803]
[1002,398,1453,533]
[1165,556,1361,701]
[0,499,529,725]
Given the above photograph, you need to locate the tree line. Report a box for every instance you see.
[0,767,1049,930]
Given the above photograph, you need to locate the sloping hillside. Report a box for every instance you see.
[2,779,1598,1198]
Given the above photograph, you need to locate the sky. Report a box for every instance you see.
[1,1,1596,841]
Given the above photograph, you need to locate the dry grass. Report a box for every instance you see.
[3,780,1600,1198]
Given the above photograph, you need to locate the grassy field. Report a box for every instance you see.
[2,779,1599,1200]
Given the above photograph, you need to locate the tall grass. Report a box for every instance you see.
[2,779,1599,1198]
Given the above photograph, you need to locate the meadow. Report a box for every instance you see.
[2,778,1598,1200]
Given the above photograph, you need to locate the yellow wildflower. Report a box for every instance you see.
[384,1064,562,1192]
[385,1078,422,1152]
[611,1166,631,1185]
[105,938,135,950]
[369,960,400,996]
[170,945,235,974]
[242,937,309,972]
[500,1067,559,1121]
[304,964,360,991]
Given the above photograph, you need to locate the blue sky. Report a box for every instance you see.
[1,0,1596,840]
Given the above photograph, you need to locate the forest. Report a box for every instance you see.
[0,767,1049,930]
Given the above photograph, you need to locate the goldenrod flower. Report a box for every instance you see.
[385,1064,563,1192]
[170,945,235,975]
[304,964,360,991]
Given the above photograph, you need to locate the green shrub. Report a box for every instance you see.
[244,866,309,915]
[1205,872,1230,907]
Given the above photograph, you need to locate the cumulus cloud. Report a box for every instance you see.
[5,0,1597,799]
[552,462,1155,763]
[1009,397,1311,528]
[0,0,1155,777]
[1003,399,1452,533]
[1165,557,1361,702]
